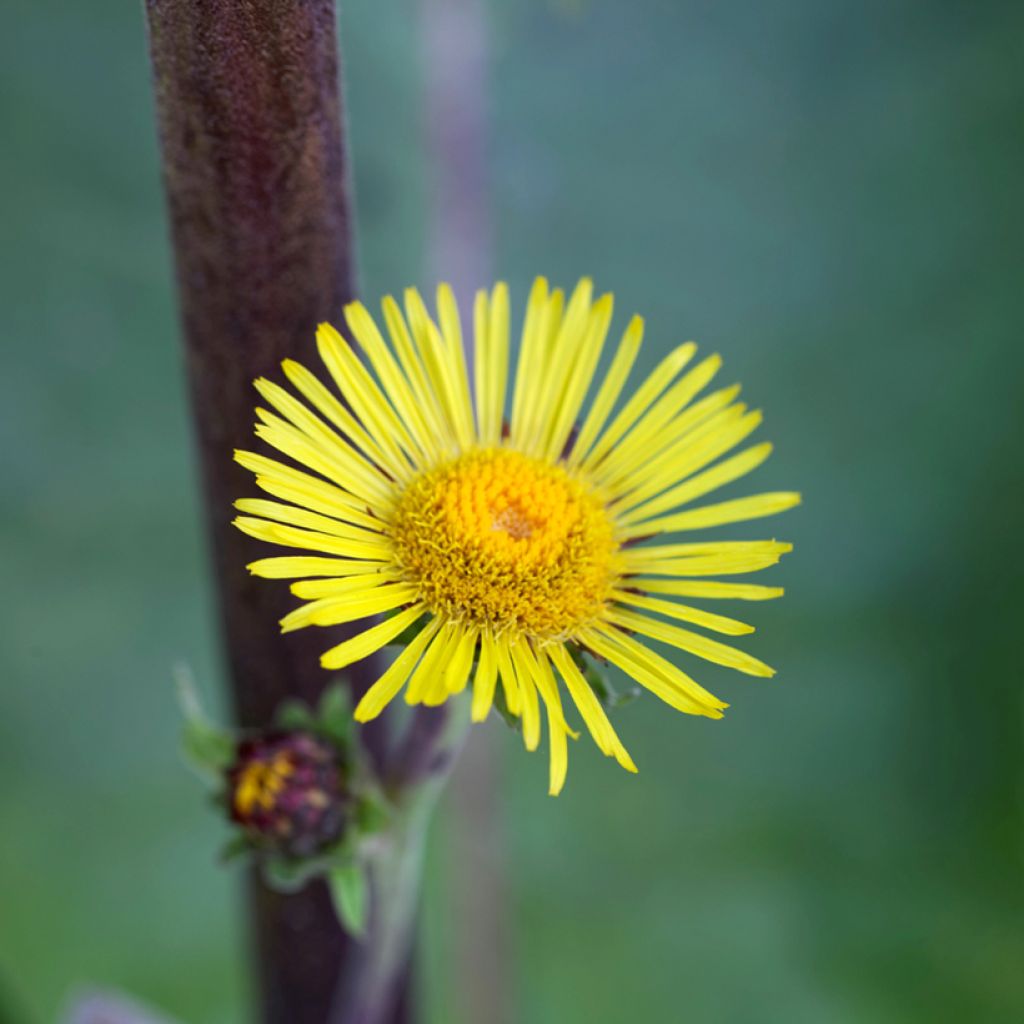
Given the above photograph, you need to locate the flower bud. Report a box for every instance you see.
[227,731,348,858]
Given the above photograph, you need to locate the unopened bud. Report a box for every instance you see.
[227,731,348,858]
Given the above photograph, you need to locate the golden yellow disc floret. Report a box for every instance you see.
[390,449,620,639]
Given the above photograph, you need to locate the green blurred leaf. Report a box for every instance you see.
[317,679,354,747]
[329,862,368,938]
[175,664,234,782]
[218,834,252,864]
[275,699,317,732]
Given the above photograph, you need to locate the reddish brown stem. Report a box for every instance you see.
[144,3,403,1020]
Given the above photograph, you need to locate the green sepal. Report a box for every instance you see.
[381,609,428,648]
[176,665,234,782]
[329,861,369,938]
[218,833,252,864]
[575,649,641,710]
[491,682,522,733]
[262,850,342,893]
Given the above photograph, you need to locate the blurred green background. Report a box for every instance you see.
[2,1,1021,1021]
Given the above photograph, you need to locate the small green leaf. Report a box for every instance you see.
[317,680,354,746]
[218,833,252,864]
[176,664,234,781]
[329,862,369,938]
[275,698,317,731]
[262,854,327,892]
[354,791,390,837]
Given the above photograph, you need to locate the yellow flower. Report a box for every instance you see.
[233,278,799,794]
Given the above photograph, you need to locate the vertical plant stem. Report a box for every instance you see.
[333,701,473,1024]
[144,3,400,1020]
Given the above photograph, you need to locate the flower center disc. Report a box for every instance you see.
[391,449,619,639]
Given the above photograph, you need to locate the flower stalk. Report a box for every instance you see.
[144,2,418,1020]
[333,700,472,1024]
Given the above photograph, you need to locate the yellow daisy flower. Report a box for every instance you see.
[233,278,799,794]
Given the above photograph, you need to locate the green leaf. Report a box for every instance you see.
[275,698,317,731]
[329,862,369,938]
[262,852,333,892]
[218,833,252,864]
[317,679,354,747]
[354,790,390,837]
[175,664,234,782]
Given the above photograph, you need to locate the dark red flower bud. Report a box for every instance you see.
[227,731,348,858]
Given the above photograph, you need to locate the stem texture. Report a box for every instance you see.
[144,3,397,1020]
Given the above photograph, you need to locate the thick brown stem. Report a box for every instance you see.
[144,3,402,1020]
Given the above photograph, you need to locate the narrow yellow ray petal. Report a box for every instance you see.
[494,638,523,716]
[472,288,491,442]
[253,415,392,508]
[254,377,405,488]
[280,583,418,633]
[610,589,754,635]
[246,555,391,580]
[540,293,614,462]
[608,607,775,678]
[581,342,697,472]
[279,358,401,478]
[593,353,722,480]
[623,540,792,563]
[530,646,571,797]
[636,578,786,601]
[509,277,549,447]
[622,491,802,537]
[485,283,510,445]
[549,644,637,772]
[354,618,441,722]
[622,550,791,578]
[405,288,474,450]
[234,517,391,561]
[581,626,726,717]
[290,569,401,600]
[233,499,385,545]
[406,621,461,706]
[235,449,386,530]
[381,294,456,452]
[509,642,541,750]
[605,405,756,504]
[594,384,742,493]
[520,638,577,790]
[436,283,476,445]
[250,475,382,532]
[444,624,479,696]
[512,285,565,452]
[320,603,426,670]
[471,629,500,722]
[521,278,592,455]
[342,302,440,464]
[567,315,643,468]
[316,322,416,470]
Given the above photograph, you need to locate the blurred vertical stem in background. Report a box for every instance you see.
[418,0,512,1021]
[144,2,409,1021]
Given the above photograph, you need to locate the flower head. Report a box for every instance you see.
[234,278,799,794]
[228,731,349,857]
